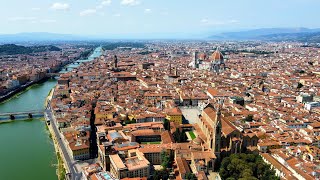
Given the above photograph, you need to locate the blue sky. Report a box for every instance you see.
[1,0,319,36]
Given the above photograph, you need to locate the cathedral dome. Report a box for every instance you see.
[211,50,224,61]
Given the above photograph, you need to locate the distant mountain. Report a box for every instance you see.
[0,32,91,43]
[209,28,320,42]
[0,32,201,43]
[0,44,61,55]
[260,32,320,43]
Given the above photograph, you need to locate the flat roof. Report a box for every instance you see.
[109,154,126,170]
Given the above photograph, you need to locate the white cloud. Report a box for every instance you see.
[121,0,140,6]
[81,0,111,16]
[144,8,151,13]
[97,0,112,9]
[51,2,70,11]
[113,13,121,17]
[101,0,112,6]
[8,17,37,21]
[80,9,97,16]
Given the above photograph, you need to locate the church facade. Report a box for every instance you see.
[198,102,258,167]
[189,50,226,73]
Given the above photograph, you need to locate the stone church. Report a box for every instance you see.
[189,49,226,73]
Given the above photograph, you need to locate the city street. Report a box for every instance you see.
[45,107,84,180]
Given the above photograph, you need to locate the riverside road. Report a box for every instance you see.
[45,106,84,180]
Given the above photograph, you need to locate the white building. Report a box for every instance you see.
[305,102,320,111]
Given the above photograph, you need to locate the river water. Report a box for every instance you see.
[0,47,102,180]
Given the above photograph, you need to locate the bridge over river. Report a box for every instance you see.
[46,73,63,77]
[0,110,45,121]
[0,46,103,180]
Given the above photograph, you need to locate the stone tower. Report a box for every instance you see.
[193,51,199,68]
[212,99,223,159]
[114,55,118,69]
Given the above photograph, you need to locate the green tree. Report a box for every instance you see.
[173,128,188,143]
[243,114,253,122]
[173,128,181,142]
[219,153,279,180]
[163,119,170,130]
[153,170,161,180]
[181,129,187,142]
[161,150,170,169]
[185,172,197,180]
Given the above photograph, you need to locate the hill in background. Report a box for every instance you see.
[209,28,320,42]
[0,44,61,55]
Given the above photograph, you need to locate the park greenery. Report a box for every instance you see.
[102,42,145,51]
[219,153,279,180]
[79,49,93,59]
[188,131,196,139]
[57,152,66,180]
[0,44,61,55]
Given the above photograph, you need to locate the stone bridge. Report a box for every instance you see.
[0,110,44,121]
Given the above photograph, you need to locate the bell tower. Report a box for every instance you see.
[212,98,224,159]
[194,51,198,68]
[114,55,118,69]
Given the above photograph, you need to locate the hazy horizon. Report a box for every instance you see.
[1,0,320,38]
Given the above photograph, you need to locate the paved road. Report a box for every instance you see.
[45,107,83,180]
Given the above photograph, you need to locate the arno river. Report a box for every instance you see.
[0,47,102,180]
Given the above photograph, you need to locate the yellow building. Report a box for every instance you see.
[64,131,91,160]
[94,103,115,119]
[95,111,114,119]
[71,144,90,160]
[166,107,183,125]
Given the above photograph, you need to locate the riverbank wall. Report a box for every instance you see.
[45,87,70,180]
[0,49,94,104]
[0,77,51,103]
[46,119,70,180]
